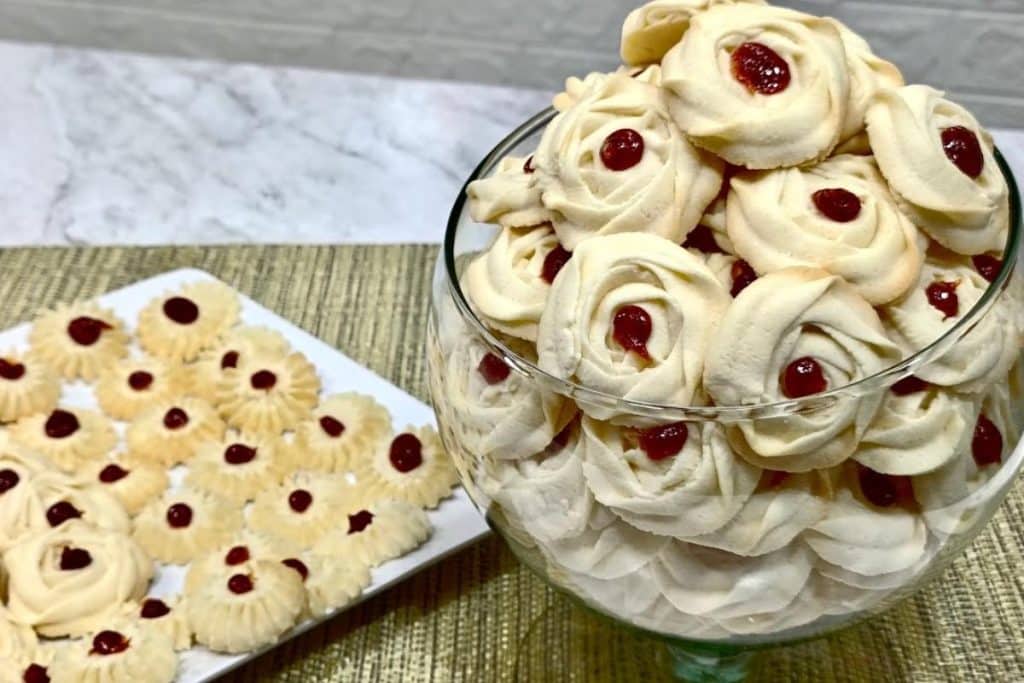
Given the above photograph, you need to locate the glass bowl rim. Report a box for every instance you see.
[442,107,1023,421]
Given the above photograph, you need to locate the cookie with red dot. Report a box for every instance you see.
[355,426,458,509]
[137,281,240,362]
[29,302,129,381]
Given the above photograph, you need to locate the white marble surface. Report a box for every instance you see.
[0,39,1022,247]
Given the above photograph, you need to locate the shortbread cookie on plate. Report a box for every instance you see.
[3,520,152,638]
[185,559,304,654]
[79,459,169,516]
[215,350,320,434]
[0,351,60,423]
[119,595,193,651]
[313,499,432,568]
[125,398,225,467]
[356,426,458,509]
[50,621,177,683]
[184,529,299,594]
[95,356,188,421]
[137,281,240,362]
[293,393,391,472]
[29,302,129,381]
[33,471,132,535]
[11,407,117,473]
[189,326,290,403]
[133,487,242,564]
[185,431,291,503]
[279,552,372,619]
[248,471,359,548]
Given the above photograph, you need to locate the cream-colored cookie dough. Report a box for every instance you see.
[866,86,1009,255]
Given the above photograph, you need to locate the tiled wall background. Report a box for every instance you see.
[0,0,1021,125]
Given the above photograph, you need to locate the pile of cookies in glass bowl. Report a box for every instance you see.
[1,280,456,681]
[429,0,1024,644]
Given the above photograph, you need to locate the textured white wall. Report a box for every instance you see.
[0,0,1022,125]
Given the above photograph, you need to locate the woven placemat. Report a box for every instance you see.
[1,245,1021,682]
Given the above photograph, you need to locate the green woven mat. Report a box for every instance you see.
[2,245,1022,682]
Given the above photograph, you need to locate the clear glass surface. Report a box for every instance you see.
[427,108,1024,680]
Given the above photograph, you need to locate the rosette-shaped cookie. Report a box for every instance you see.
[463,225,567,341]
[137,280,240,362]
[829,19,903,143]
[312,499,431,568]
[11,407,117,473]
[533,72,723,250]
[652,541,814,624]
[466,155,552,229]
[853,377,979,476]
[537,233,729,418]
[580,418,760,539]
[95,355,188,421]
[356,426,458,509]
[3,520,152,637]
[620,0,765,66]
[248,471,355,548]
[189,325,290,403]
[552,67,662,113]
[704,268,902,471]
[133,487,242,564]
[292,393,392,472]
[215,350,320,434]
[80,459,169,516]
[125,398,226,467]
[726,155,924,305]
[866,86,1009,255]
[29,302,129,381]
[444,336,575,461]
[0,351,59,423]
[49,622,177,683]
[31,471,132,535]
[881,254,1018,394]
[185,559,304,654]
[120,595,193,651]
[662,4,849,169]
[186,431,290,503]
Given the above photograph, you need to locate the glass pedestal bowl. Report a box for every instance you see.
[426,109,1024,681]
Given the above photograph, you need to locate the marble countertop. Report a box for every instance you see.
[2,40,1022,247]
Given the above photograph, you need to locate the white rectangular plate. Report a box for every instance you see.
[0,267,490,682]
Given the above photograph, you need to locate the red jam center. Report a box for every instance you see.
[731,42,791,95]
[282,558,309,581]
[761,470,791,490]
[891,376,930,396]
[0,468,20,494]
[925,281,959,319]
[858,466,914,508]
[682,225,723,255]
[600,129,645,171]
[225,545,251,565]
[45,409,80,439]
[23,664,50,683]
[972,414,1003,467]
[140,598,171,619]
[99,463,129,483]
[163,407,189,430]
[288,489,313,513]
[523,156,535,174]
[320,415,346,437]
[224,443,257,465]
[637,422,689,461]
[60,546,92,570]
[250,370,277,390]
[730,259,758,298]
[46,501,82,527]
[812,188,862,222]
[67,316,111,346]
[128,371,154,391]
[90,630,130,656]
[166,503,193,528]
[221,351,240,369]
[612,305,652,359]
[348,509,375,534]
[541,245,572,284]
[228,573,254,594]
[389,433,424,473]
[941,126,984,179]
[163,297,199,324]
[781,357,828,399]
[477,353,511,385]
[0,358,26,380]
[972,254,1002,283]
